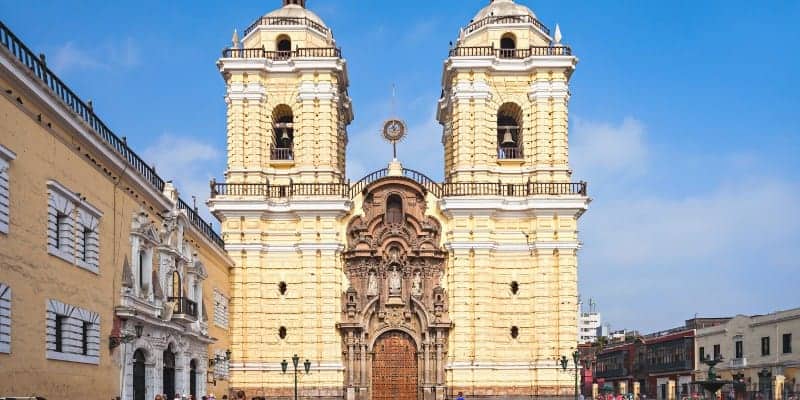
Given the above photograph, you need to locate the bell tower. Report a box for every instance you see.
[437,0,576,184]
[219,0,353,185]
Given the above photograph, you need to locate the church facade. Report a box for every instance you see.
[209,1,589,400]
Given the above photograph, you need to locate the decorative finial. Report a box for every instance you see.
[231,29,240,49]
[554,24,563,45]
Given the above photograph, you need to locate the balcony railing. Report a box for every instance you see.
[270,147,294,161]
[498,146,523,160]
[464,14,551,36]
[177,198,224,248]
[0,21,225,250]
[168,296,198,318]
[211,176,587,199]
[244,16,330,37]
[222,47,342,59]
[449,46,572,58]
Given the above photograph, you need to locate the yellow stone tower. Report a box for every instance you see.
[220,0,353,185]
[212,0,353,397]
[436,0,588,397]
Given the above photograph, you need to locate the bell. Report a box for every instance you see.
[280,129,290,142]
[501,128,515,145]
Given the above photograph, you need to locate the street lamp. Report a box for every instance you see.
[282,354,311,400]
[561,351,581,400]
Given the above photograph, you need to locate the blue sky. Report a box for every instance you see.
[3,0,799,332]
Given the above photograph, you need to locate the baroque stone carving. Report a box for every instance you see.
[339,177,450,398]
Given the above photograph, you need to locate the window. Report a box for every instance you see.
[0,283,11,353]
[214,289,229,329]
[47,181,101,273]
[81,321,89,355]
[761,337,770,356]
[54,315,65,352]
[496,102,523,159]
[278,326,287,339]
[735,340,743,358]
[699,346,705,361]
[510,281,519,295]
[138,250,146,291]
[46,299,100,364]
[278,281,287,295]
[510,326,519,339]
[784,333,792,354]
[214,349,230,380]
[386,194,403,225]
[172,270,182,299]
[713,344,721,359]
[276,35,292,52]
[499,33,516,58]
[272,105,294,160]
[0,144,15,235]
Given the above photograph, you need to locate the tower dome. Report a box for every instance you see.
[472,0,537,21]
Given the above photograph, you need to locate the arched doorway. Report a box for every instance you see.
[372,331,418,400]
[132,349,146,400]
[163,348,176,400]
[190,359,197,399]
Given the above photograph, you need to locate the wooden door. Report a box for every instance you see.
[372,331,418,400]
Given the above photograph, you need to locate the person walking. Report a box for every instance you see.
[456,392,465,400]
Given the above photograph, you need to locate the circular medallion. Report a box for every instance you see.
[382,119,406,143]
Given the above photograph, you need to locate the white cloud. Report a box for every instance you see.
[571,117,648,183]
[50,38,140,73]
[574,116,800,331]
[142,134,221,222]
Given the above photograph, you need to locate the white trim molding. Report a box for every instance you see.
[45,299,100,365]
[0,144,15,234]
[0,283,10,353]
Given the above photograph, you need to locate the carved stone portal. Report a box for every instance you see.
[339,177,450,400]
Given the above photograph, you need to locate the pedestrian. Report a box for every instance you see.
[456,392,465,400]
[236,390,246,400]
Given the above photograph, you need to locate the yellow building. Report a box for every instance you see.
[0,21,233,399]
[209,1,589,399]
[695,309,800,400]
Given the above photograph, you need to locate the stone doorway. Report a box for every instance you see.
[372,331,418,400]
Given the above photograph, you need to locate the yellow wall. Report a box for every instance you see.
[0,49,232,398]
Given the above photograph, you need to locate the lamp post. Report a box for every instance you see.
[561,351,581,400]
[281,354,311,400]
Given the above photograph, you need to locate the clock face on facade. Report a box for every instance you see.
[382,119,406,143]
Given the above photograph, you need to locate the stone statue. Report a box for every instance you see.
[389,266,401,295]
[411,271,422,296]
[367,270,378,296]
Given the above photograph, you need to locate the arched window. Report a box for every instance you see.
[386,194,403,225]
[171,270,181,299]
[500,33,516,58]
[272,105,294,160]
[138,250,146,290]
[497,102,523,159]
[276,35,292,59]
[132,349,147,400]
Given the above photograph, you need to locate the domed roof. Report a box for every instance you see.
[472,0,537,21]
[263,3,328,32]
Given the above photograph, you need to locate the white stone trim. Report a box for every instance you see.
[226,82,268,102]
[45,299,100,365]
[439,196,590,217]
[218,58,347,76]
[445,55,577,74]
[0,283,10,353]
[297,80,338,101]
[446,361,578,370]
[529,80,570,100]
[213,289,229,329]
[0,144,14,235]
[444,240,580,252]
[46,180,102,274]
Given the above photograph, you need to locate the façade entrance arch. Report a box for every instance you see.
[338,175,451,400]
[372,330,418,400]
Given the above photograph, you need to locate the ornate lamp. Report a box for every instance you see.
[560,355,569,371]
[304,359,311,374]
[292,354,300,368]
